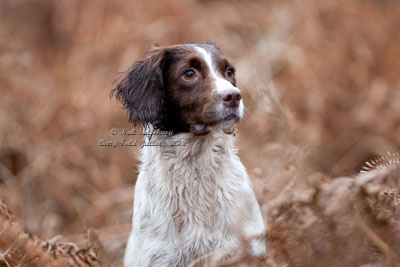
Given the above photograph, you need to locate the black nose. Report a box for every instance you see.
[220,89,241,108]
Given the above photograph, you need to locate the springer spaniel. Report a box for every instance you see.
[111,43,266,267]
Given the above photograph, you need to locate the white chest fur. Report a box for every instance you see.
[124,130,265,267]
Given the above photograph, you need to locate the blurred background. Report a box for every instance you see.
[1,0,400,266]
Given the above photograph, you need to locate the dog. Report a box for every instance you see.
[111,43,266,267]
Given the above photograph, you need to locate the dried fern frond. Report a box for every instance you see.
[0,217,67,267]
[361,151,400,173]
[0,200,102,267]
[40,236,101,267]
[265,166,400,267]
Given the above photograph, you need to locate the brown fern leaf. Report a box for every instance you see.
[0,217,68,267]
[0,200,101,267]
[40,239,101,267]
[361,152,400,173]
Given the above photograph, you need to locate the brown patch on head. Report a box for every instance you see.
[162,45,221,134]
[111,43,240,135]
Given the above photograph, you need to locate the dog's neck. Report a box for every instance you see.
[143,128,237,161]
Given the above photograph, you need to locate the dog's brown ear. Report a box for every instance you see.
[111,49,167,127]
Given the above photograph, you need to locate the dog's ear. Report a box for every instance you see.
[111,49,167,127]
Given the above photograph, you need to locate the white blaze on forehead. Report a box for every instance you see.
[194,46,215,75]
[194,46,240,95]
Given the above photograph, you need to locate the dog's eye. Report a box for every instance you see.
[184,70,195,79]
[226,68,234,78]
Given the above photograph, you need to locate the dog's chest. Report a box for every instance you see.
[142,133,245,248]
[161,138,238,225]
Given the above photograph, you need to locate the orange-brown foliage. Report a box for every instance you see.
[1,0,400,266]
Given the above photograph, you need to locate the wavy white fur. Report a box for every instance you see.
[124,128,266,266]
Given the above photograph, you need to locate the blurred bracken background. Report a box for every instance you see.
[1,0,400,266]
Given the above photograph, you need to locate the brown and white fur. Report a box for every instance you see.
[111,43,266,267]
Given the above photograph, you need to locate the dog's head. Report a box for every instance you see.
[111,43,244,135]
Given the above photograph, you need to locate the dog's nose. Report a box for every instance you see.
[220,89,241,108]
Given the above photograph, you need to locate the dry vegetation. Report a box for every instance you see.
[1,0,400,266]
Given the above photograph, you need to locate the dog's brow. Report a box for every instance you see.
[195,47,218,77]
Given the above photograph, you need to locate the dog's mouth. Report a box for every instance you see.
[220,113,239,134]
[193,123,207,133]
[191,112,240,135]
[223,113,238,122]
